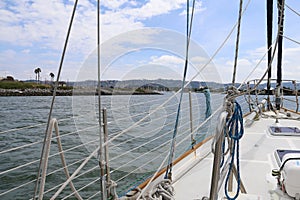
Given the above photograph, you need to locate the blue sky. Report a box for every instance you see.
[0,0,299,83]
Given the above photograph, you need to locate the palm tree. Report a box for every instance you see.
[34,68,38,83]
[34,67,41,84]
[49,72,55,82]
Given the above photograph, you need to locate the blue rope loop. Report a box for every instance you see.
[165,0,197,179]
[224,101,244,200]
[203,88,212,119]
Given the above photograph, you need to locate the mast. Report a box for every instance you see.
[275,0,285,110]
[97,0,107,199]
[266,0,273,110]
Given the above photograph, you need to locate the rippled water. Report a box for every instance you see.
[0,94,298,199]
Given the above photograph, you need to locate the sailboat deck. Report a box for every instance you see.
[173,111,300,199]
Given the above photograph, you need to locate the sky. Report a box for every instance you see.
[0,0,300,84]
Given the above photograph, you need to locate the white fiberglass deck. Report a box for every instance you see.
[173,111,300,199]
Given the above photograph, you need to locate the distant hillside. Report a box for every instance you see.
[238,82,300,91]
[23,78,300,92]
[71,79,226,92]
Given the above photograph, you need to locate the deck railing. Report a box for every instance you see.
[245,79,299,113]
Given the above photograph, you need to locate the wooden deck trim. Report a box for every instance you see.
[137,136,213,190]
[282,107,300,115]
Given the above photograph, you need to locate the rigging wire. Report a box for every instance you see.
[87,191,100,200]
[0,114,82,135]
[0,123,45,135]
[165,0,196,179]
[0,9,248,200]
[2,112,210,198]
[112,131,192,170]
[22,0,298,198]
[33,0,79,199]
[62,178,100,200]
[1,0,264,198]
[109,110,204,150]
[39,164,99,199]
[47,97,216,198]
[107,95,209,139]
[137,105,222,199]
[185,0,251,89]
[285,3,300,17]
[0,139,98,176]
[237,45,273,91]
[61,166,100,199]
[109,116,184,149]
[112,105,219,181]
[1,92,217,195]
[115,149,169,183]
[232,0,244,85]
[0,95,195,138]
[36,119,83,200]
[99,0,248,149]
[109,119,192,164]
[236,0,286,99]
[111,127,205,196]
[0,125,98,155]
[50,146,99,199]
[108,91,215,114]
[283,35,300,45]
[108,95,173,111]
[266,0,273,110]
[1,94,223,197]
[108,98,197,126]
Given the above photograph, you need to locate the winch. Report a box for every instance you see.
[281,153,300,198]
[274,150,300,199]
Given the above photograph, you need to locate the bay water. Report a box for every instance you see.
[0,93,297,199]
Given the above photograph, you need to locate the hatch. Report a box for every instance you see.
[275,149,300,166]
[268,126,300,136]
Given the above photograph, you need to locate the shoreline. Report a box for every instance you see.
[0,88,163,96]
[0,88,72,96]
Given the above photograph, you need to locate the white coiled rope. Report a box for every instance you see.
[148,179,175,200]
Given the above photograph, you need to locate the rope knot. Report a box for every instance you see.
[225,86,240,117]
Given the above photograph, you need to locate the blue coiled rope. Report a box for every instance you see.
[224,101,244,200]
[164,0,196,179]
[203,88,212,119]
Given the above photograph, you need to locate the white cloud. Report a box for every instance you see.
[0,1,73,47]
[101,11,144,42]
[190,56,208,64]
[150,55,184,66]
[123,0,185,19]
[0,49,16,59]
[215,44,300,84]
[101,0,137,10]
[0,0,195,80]
[2,0,298,84]
[225,58,252,68]
[21,49,30,54]
[0,0,192,50]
